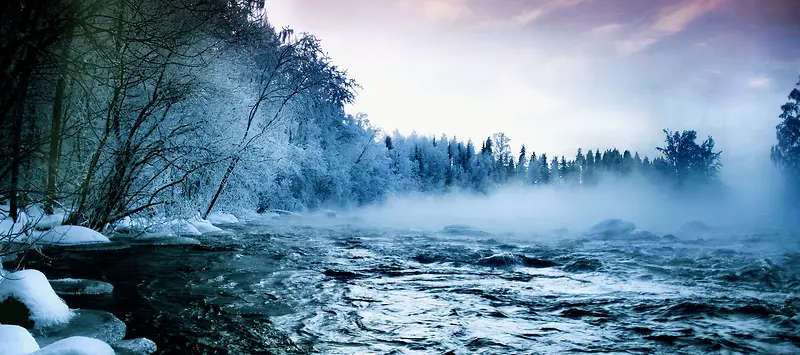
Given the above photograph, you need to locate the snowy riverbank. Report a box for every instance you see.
[0,205,256,354]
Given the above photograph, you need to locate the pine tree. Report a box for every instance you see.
[517,145,528,181]
[529,151,539,184]
[771,78,800,189]
[585,149,595,185]
[622,150,634,175]
[551,156,560,183]
[539,154,550,184]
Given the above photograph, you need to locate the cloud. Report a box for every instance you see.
[618,0,725,55]
[394,0,472,23]
[748,76,772,88]
[587,23,624,37]
[480,0,585,28]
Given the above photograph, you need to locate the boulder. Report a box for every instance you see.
[31,336,114,355]
[588,219,636,238]
[32,309,126,347]
[0,324,40,354]
[0,269,72,328]
[111,338,157,355]
[49,279,113,296]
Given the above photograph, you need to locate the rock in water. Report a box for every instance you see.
[477,253,519,268]
[0,269,72,328]
[443,225,492,237]
[588,219,636,238]
[32,309,126,347]
[49,279,114,296]
[564,258,603,273]
[111,338,158,355]
[132,236,201,246]
[31,336,114,355]
[0,324,40,354]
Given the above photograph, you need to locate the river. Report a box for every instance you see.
[11,217,800,354]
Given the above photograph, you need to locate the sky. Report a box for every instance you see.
[264,0,799,163]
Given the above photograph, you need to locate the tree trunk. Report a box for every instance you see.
[44,31,74,214]
[8,66,31,223]
[203,156,239,219]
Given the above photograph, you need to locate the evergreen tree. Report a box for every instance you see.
[585,149,595,185]
[517,145,527,181]
[551,156,560,184]
[657,129,722,186]
[539,154,550,184]
[622,150,634,175]
[529,151,539,184]
[771,78,800,190]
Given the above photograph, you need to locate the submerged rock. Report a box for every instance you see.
[476,253,558,268]
[132,236,201,246]
[32,309,126,347]
[324,269,365,279]
[49,279,113,296]
[564,258,603,273]
[443,225,492,237]
[111,338,157,355]
[588,219,636,238]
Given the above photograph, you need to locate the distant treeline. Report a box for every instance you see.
[0,0,795,231]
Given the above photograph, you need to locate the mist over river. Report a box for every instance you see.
[14,216,800,354]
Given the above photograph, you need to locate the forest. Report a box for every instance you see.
[1,0,798,233]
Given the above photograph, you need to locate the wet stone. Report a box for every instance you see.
[49,278,114,296]
[111,337,157,355]
[0,297,33,328]
[563,258,602,273]
[32,309,126,347]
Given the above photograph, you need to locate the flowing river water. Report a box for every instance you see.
[10,217,800,354]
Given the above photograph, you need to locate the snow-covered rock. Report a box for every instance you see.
[168,219,202,237]
[31,336,114,355]
[588,219,636,238]
[33,214,66,230]
[32,310,125,347]
[206,211,238,224]
[49,279,113,296]
[111,338,157,355]
[188,215,222,234]
[0,324,40,354]
[34,226,110,245]
[111,216,151,233]
[0,269,72,328]
[133,236,201,246]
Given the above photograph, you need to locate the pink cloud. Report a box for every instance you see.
[618,0,725,55]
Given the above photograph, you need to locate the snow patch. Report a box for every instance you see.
[34,226,110,245]
[206,211,239,224]
[168,219,202,236]
[0,269,72,328]
[33,214,66,230]
[0,211,30,240]
[31,336,114,355]
[0,324,40,354]
[188,215,223,233]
